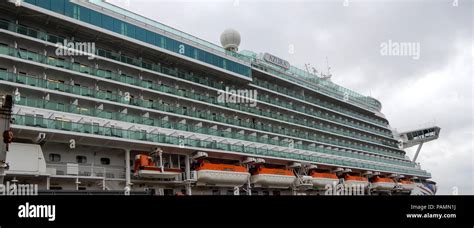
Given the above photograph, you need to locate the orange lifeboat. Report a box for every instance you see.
[310,171,339,188]
[397,179,416,191]
[133,154,181,179]
[196,161,250,187]
[344,174,369,188]
[196,161,247,172]
[371,176,396,190]
[250,166,296,189]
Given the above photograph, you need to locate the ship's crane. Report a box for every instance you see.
[395,126,441,162]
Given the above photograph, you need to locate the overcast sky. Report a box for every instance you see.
[108,0,473,195]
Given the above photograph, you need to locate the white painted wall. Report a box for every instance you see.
[6,143,46,175]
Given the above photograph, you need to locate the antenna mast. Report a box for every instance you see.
[321,56,332,81]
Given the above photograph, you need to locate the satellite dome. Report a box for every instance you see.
[220,28,241,51]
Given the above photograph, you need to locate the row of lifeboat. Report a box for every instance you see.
[134,154,415,191]
[310,172,370,188]
[194,162,415,191]
[310,171,414,191]
[195,161,298,188]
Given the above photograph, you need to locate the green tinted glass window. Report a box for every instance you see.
[27,0,251,78]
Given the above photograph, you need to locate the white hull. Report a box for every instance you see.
[196,170,250,187]
[344,180,369,188]
[371,182,396,190]
[251,174,296,189]
[398,183,416,191]
[311,177,339,188]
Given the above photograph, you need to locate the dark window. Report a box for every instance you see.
[212,190,220,195]
[26,0,251,77]
[78,186,87,191]
[163,189,174,196]
[273,191,281,196]
[76,155,87,164]
[0,19,9,30]
[49,186,62,190]
[49,153,61,162]
[100,158,110,165]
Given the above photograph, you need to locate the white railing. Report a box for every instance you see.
[47,163,125,179]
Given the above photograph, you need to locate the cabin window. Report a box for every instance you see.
[78,186,87,191]
[49,154,61,162]
[273,191,281,196]
[76,155,87,164]
[100,158,110,165]
[212,190,220,195]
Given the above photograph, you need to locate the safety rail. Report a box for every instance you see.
[12,114,431,177]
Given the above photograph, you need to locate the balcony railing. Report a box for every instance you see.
[47,163,125,179]
[0,62,399,153]
[13,114,431,178]
[0,19,389,130]
[14,94,410,165]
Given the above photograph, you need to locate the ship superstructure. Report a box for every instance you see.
[0,0,438,195]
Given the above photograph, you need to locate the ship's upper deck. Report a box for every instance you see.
[0,0,436,178]
[84,0,383,113]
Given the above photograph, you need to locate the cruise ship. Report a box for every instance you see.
[0,0,440,196]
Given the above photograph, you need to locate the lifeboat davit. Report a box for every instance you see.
[250,166,296,189]
[196,161,250,187]
[310,171,339,188]
[133,154,181,179]
[397,179,416,191]
[344,175,369,188]
[371,176,396,190]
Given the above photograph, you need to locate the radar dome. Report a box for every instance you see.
[220,28,241,52]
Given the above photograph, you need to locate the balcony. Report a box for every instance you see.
[0,20,396,142]
[13,95,413,166]
[11,114,430,178]
[0,66,402,157]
